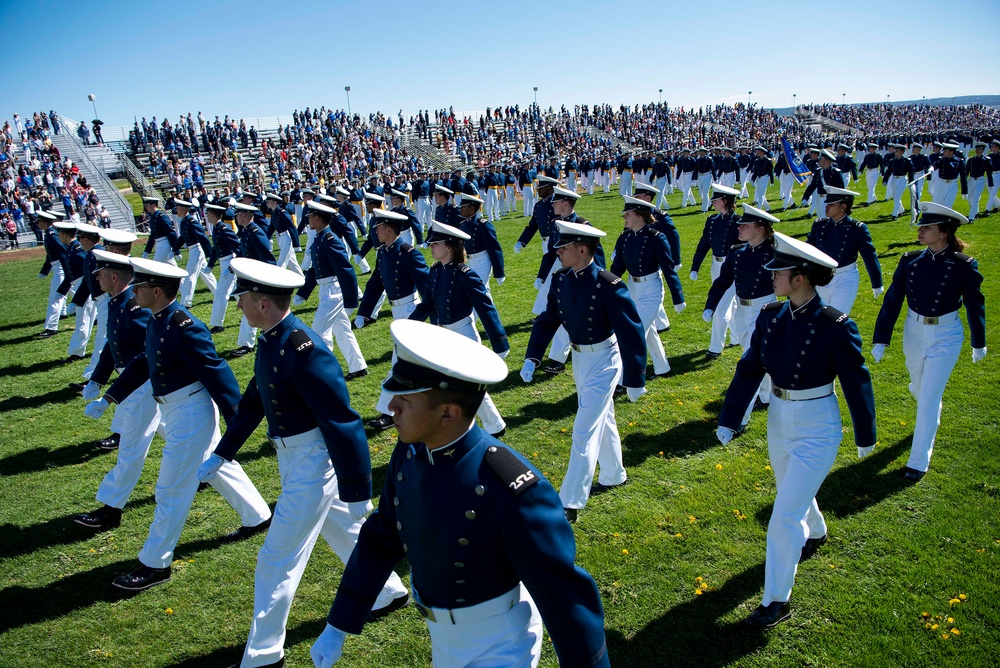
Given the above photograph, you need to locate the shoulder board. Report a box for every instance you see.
[126,297,141,312]
[554,266,572,275]
[903,250,923,259]
[171,310,193,328]
[761,301,783,311]
[574,216,589,226]
[731,242,747,250]
[484,445,538,496]
[821,304,849,324]
[287,328,315,353]
[400,243,414,253]
[953,252,974,264]
[599,269,622,285]
[458,263,471,272]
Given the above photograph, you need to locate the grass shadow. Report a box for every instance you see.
[0,384,81,411]
[0,438,116,477]
[0,357,76,377]
[0,316,45,334]
[622,418,718,468]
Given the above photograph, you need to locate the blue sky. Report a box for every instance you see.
[4,0,998,131]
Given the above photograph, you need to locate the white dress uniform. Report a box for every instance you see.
[691,187,742,356]
[177,207,219,307]
[39,220,68,331]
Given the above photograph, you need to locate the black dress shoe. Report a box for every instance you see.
[344,368,369,381]
[590,479,629,497]
[902,467,926,482]
[488,428,506,439]
[613,385,627,397]
[197,481,210,492]
[656,326,671,333]
[367,593,411,621]
[230,346,254,357]
[367,414,395,431]
[564,508,578,523]
[223,517,272,543]
[73,505,122,530]
[69,381,88,391]
[96,433,120,450]
[705,350,722,360]
[64,354,86,364]
[746,601,790,629]
[799,534,828,563]
[210,326,225,334]
[36,329,58,338]
[540,360,566,374]
[112,564,171,591]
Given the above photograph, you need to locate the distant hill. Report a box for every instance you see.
[772,95,1000,116]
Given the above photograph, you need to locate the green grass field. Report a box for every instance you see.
[1,177,998,667]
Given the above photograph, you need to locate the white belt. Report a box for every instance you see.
[220,253,236,262]
[317,276,340,286]
[540,236,548,246]
[833,262,857,275]
[153,381,205,404]
[186,243,202,250]
[468,250,488,261]
[442,314,474,331]
[630,272,659,283]
[413,585,521,625]
[738,294,775,307]
[713,256,726,263]
[390,293,417,307]
[268,426,322,449]
[772,382,834,401]
[908,309,959,326]
[571,334,617,353]
[940,178,956,183]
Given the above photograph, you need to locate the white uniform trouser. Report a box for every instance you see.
[276,232,304,276]
[506,186,516,213]
[762,392,841,606]
[375,298,420,415]
[566,171,577,192]
[531,247,557,316]
[153,237,178,266]
[842,172,852,188]
[708,257,735,354]
[778,173,795,208]
[467,251,494,311]
[740,169,752,198]
[561,340,627,509]
[628,275,670,375]
[300,227,317,273]
[697,173,714,211]
[443,315,506,434]
[418,583,542,668]
[865,169,880,204]
[180,244,218,306]
[484,189,498,222]
[312,278,366,374]
[67,294,96,358]
[585,173,595,195]
[987,175,1000,210]
[680,173,696,207]
[241,431,407,668]
[887,175,907,216]
[416,197,433,231]
[98,381,161,509]
[933,178,959,208]
[602,170,611,193]
[902,311,962,473]
[138,385,270,569]
[654,177,668,207]
[45,263,66,330]
[238,315,258,349]
[619,170,633,196]
[816,263,860,315]
[83,294,109,379]
[913,172,927,202]
[522,185,535,216]
[719,171,737,189]
[65,276,82,316]
[210,254,235,328]
[753,177,772,211]
[731,295,776,426]
[967,177,986,219]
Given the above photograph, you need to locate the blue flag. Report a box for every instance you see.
[782,136,811,184]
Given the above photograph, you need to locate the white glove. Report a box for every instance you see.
[348,500,374,521]
[689,271,698,281]
[872,286,884,299]
[311,624,346,668]
[197,453,225,483]
[174,254,183,262]
[674,264,683,271]
[420,242,429,249]
[857,445,874,459]
[702,309,714,323]
[292,295,305,306]
[533,278,543,290]
[82,381,102,401]
[716,426,735,445]
[674,301,686,314]
[496,276,505,286]
[520,359,536,383]
[497,349,510,360]
[871,343,886,363]
[141,252,149,259]
[353,316,365,329]
[38,273,45,279]
[514,241,524,254]
[85,397,109,419]
[973,347,987,363]
[626,386,646,402]
[352,254,363,264]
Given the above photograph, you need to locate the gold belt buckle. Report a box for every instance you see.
[925,316,938,325]
[740,298,752,306]
[773,387,785,399]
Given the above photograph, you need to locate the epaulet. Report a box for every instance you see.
[598,269,622,285]
[953,252,973,264]
[821,304,849,324]
[731,242,746,250]
[575,215,589,226]
[484,444,538,496]
[287,328,315,353]
[761,301,783,311]
[458,263,471,273]
[400,243,414,253]
[171,309,193,328]
[554,266,572,275]
[903,250,922,259]
[126,297,141,312]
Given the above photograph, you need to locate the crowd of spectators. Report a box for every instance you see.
[807,103,1000,136]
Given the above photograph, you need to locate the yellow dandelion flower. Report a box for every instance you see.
[675,532,683,538]
[621,549,629,555]
[949,598,961,606]
[947,617,954,624]
[688,515,697,523]
[89,548,96,553]
[187,559,194,563]
[941,634,949,639]
[959,594,967,600]
[658,450,664,456]
[765,465,772,471]
[829,564,836,569]
[695,576,703,583]
[695,589,703,595]
[900,421,906,426]
[715,463,723,470]
[921,612,930,618]
[613,532,620,537]
[931,624,938,630]
[679,485,685,489]
[951,628,961,635]
[165,608,173,614]
[925,623,932,629]
[977,548,985,553]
